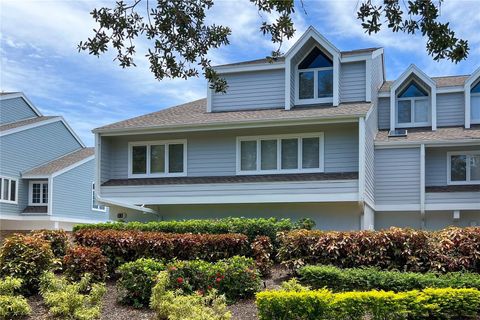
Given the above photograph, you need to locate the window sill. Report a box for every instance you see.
[396,123,431,129]
[92,208,107,213]
[128,172,188,179]
[447,181,480,186]
[0,200,18,205]
[295,97,333,106]
[236,168,325,176]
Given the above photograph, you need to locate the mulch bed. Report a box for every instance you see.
[26,265,290,320]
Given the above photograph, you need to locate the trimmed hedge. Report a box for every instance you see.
[256,287,480,320]
[63,246,108,282]
[73,217,297,242]
[278,227,480,272]
[31,229,69,258]
[298,265,480,292]
[74,229,249,272]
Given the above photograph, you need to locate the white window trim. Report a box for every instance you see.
[0,176,18,204]
[91,182,107,212]
[128,139,187,178]
[294,45,334,106]
[447,151,480,185]
[236,132,325,175]
[396,96,431,128]
[28,180,48,206]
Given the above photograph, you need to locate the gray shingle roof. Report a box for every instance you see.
[23,148,95,177]
[0,116,57,132]
[379,75,470,92]
[375,126,480,144]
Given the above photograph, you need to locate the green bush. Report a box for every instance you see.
[0,234,54,295]
[0,277,31,319]
[31,229,69,258]
[63,246,108,283]
[298,265,480,292]
[117,258,165,308]
[39,272,106,320]
[256,287,480,320]
[150,271,231,320]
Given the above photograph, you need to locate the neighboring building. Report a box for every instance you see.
[0,92,108,231]
[93,27,479,230]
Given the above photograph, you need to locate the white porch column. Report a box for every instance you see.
[362,204,375,230]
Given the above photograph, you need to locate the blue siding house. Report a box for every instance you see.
[93,27,479,230]
[0,92,108,231]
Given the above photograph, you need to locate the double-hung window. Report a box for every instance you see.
[91,182,106,212]
[471,81,480,124]
[237,133,324,174]
[396,82,430,127]
[128,140,187,178]
[296,47,333,105]
[0,176,18,204]
[447,151,480,185]
[29,181,48,206]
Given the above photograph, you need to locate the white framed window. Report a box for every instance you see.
[128,140,187,178]
[28,181,48,206]
[0,176,18,204]
[447,151,480,185]
[91,182,106,212]
[471,81,480,124]
[396,82,430,128]
[236,133,324,175]
[295,46,333,105]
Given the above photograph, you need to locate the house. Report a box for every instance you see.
[93,27,479,230]
[0,92,108,231]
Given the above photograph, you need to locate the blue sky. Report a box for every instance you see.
[1,0,479,146]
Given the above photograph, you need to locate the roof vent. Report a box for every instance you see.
[388,129,407,137]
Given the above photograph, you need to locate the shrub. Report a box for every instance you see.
[117,258,165,308]
[39,272,106,320]
[293,218,316,230]
[256,287,480,320]
[150,271,231,320]
[63,246,108,282]
[0,234,54,295]
[73,217,297,242]
[278,227,480,273]
[0,277,31,319]
[251,236,274,277]
[167,256,261,302]
[31,229,69,258]
[74,229,249,272]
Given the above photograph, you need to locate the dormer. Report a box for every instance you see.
[389,65,437,130]
[285,27,340,109]
[465,67,480,128]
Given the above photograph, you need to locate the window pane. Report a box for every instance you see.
[414,99,429,123]
[10,180,16,202]
[472,96,480,121]
[240,140,257,171]
[281,139,298,169]
[471,155,480,181]
[42,183,48,203]
[3,179,9,200]
[299,71,314,99]
[132,146,147,174]
[298,47,333,69]
[168,144,184,173]
[451,155,467,181]
[32,183,40,203]
[150,145,165,173]
[318,70,333,98]
[397,100,412,123]
[398,82,428,97]
[261,140,277,170]
[302,137,320,169]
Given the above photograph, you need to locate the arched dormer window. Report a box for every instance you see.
[296,47,333,104]
[471,81,480,124]
[396,82,430,127]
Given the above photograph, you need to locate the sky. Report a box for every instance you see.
[1,0,479,146]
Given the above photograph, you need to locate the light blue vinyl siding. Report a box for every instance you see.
[0,121,82,177]
[425,145,480,186]
[211,69,285,111]
[364,105,377,204]
[0,179,28,216]
[436,93,465,127]
[425,192,479,205]
[375,147,421,205]
[101,123,359,181]
[340,61,366,103]
[0,97,37,125]
[378,97,390,129]
[52,159,108,221]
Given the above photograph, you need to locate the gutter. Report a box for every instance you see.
[96,195,157,214]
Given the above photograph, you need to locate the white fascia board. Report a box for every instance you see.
[425,203,480,211]
[0,92,43,116]
[59,117,86,148]
[465,67,480,129]
[1,214,107,224]
[52,155,95,178]
[213,62,285,74]
[0,116,61,137]
[285,26,340,58]
[375,204,421,212]
[375,139,480,148]
[392,64,436,89]
[358,117,366,202]
[97,196,156,214]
